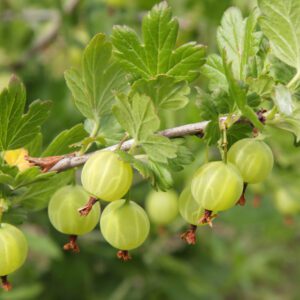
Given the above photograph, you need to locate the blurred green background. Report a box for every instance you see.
[1,0,300,299]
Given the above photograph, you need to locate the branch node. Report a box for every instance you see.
[25,153,76,172]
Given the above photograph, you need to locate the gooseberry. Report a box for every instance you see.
[145,190,178,225]
[100,199,150,260]
[191,161,243,213]
[227,138,274,184]
[0,223,28,291]
[48,185,101,252]
[81,151,133,202]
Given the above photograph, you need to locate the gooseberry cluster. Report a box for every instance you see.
[179,138,274,244]
[0,138,274,291]
[47,137,273,255]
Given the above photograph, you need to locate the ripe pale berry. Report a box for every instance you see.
[227,138,274,183]
[0,223,28,277]
[48,185,100,235]
[100,199,150,251]
[191,161,243,212]
[81,151,133,202]
[179,186,207,226]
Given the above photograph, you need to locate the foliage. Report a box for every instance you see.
[0,0,300,299]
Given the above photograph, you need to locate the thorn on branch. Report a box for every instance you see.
[25,153,76,172]
[117,250,132,261]
[180,224,197,245]
[78,197,98,216]
[1,276,12,291]
[63,235,80,253]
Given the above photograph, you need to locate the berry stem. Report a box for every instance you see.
[117,250,132,261]
[63,235,80,253]
[1,276,12,291]
[236,183,248,206]
[220,121,228,164]
[117,133,129,150]
[180,224,197,245]
[78,196,98,216]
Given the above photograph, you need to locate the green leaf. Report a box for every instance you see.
[18,170,74,211]
[0,172,14,185]
[222,54,264,130]
[247,75,274,100]
[112,2,206,82]
[131,75,190,111]
[258,0,300,71]
[227,122,253,147]
[204,120,220,146]
[141,135,177,163]
[2,207,28,225]
[267,109,300,142]
[217,8,261,79]
[26,133,43,157]
[65,34,128,122]
[142,1,178,75]
[42,124,88,156]
[197,88,231,120]
[168,139,194,171]
[201,54,228,91]
[148,160,173,191]
[167,42,207,82]
[13,167,54,189]
[88,115,124,146]
[274,85,295,116]
[243,105,264,130]
[115,150,171,190]
[0,76,51,151]
[113,93,160,141]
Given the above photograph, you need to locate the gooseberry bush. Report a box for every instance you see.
[0,0,300,291]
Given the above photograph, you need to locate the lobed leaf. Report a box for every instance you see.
[0,76,51,151]
[113,93,160,142]
[42,124,88,156]
[131,75,190,111]
[217,7,261,80]
[258,0,300,71]
[65,33,128,122]
[112,1,206,82]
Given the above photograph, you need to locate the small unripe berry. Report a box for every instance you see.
[145,190,178,225]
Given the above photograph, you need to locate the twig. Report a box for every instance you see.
[48,120,212,172]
